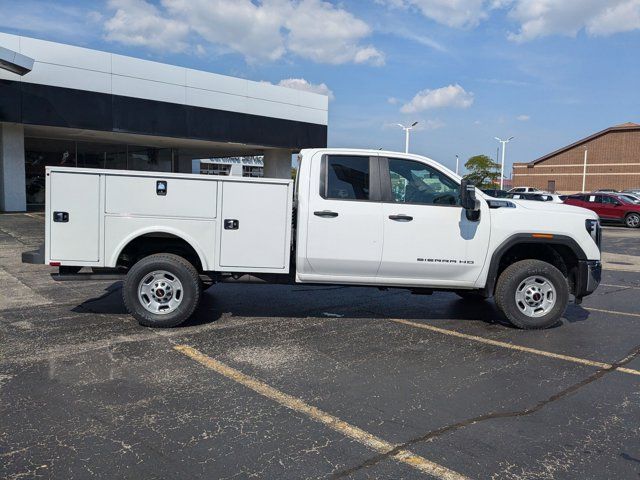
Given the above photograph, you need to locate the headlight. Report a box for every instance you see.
[585,219,601,250]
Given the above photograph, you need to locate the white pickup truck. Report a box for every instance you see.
[23,148,602,329]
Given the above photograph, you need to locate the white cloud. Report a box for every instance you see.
[275,78,334,100]
[516,114,530,121]
[387,97,400,105]
[507,0,640,42]
[104,0,189,52]
[284,0,384,65]
[401,84,474,113]
[378,0,640,41]
[102,0,383,65]
[378,0,492,28]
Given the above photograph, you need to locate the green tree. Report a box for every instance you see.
[464,155,501,189]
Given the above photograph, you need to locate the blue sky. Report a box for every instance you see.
[1,0,639,174]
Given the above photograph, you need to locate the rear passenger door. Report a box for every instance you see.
[585,195,609,218]
[304,154,384,278]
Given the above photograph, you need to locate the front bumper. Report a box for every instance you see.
[575,259,601,300]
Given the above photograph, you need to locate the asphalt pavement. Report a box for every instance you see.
[1,213,639,479]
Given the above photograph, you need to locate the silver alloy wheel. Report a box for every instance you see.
[514,275,556,318]
[626,214,640,228]
[138,270,183,315]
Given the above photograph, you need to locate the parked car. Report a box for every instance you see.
[482,189,509,198]
[595,188,618,193]
[507,193,564,203]
[22,148,602,330]
[622,188,640,195]
[508,187,545,194]
[564,193,640,228]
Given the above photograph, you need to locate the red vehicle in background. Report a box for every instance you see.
[564,193,640,228]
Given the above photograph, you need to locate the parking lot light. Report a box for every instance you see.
[495,136,514,190]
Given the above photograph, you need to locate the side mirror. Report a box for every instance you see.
[460,179,480,221]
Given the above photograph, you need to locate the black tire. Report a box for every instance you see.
[123,253,202,328]
[455,290,487,301]
[495,259,569,329]
[625,212,640,228]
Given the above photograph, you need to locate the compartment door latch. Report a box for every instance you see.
[53,211,69,222]
[224,219,239,230]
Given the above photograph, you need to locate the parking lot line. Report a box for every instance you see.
[390,319,640,377]
[585,307,640,318]
[174,345,469,480]
[600,283,640,289]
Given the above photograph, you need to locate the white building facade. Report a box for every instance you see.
[0,32,328,211]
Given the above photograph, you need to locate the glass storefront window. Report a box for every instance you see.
[128,146,173,172]
[77,142,127,170]
[25,138,76,207]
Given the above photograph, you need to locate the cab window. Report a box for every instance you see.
[322,155,370,200]
[387,158,459,206]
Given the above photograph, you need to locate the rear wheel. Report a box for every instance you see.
[495,259,568,329]
[123,253,202,328]
[625,213,640,228]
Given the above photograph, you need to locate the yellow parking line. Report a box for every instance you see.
[585,307,640,318]
[390,319,640,377]
[174,344,469,480]
[600,283,640,290]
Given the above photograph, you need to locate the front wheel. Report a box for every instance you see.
[123,253,202,328]
[494,259,569,329]
[625,213,640,228]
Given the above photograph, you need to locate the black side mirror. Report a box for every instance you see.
[460,179,480,221]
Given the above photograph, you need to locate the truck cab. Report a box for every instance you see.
[23,148,602,330]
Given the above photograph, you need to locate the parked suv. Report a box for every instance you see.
[508,187,544,194]
[564,193,640,228]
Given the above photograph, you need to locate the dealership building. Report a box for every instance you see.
[512,122,640,193]
[0,32,328,211]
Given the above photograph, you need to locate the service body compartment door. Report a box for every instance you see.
[105,176,216,219]
[49,172,100,262]
[220,182,290,269]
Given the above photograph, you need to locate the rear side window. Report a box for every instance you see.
[323,155,370,200]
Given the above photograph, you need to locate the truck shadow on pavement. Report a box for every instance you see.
[70,281,592,330]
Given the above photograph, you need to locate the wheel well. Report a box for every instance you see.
[494,242,579,294]
[117,233,203,272]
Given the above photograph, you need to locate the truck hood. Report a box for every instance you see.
[510,199,598,218]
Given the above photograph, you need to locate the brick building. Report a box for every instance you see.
[512,122,640,193]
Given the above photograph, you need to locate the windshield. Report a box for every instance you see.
[620,195,640,204]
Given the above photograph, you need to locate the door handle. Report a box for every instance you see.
[389,214,413,222]
[314,210,339,218]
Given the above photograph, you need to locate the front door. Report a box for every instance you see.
[377,157,491,285]
[305,154,383,278]
[547,180,556,193]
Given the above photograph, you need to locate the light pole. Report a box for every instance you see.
[397,122,419,153]
[455,154,459,175]
[582,147,588,192]
[494,136,514,190]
